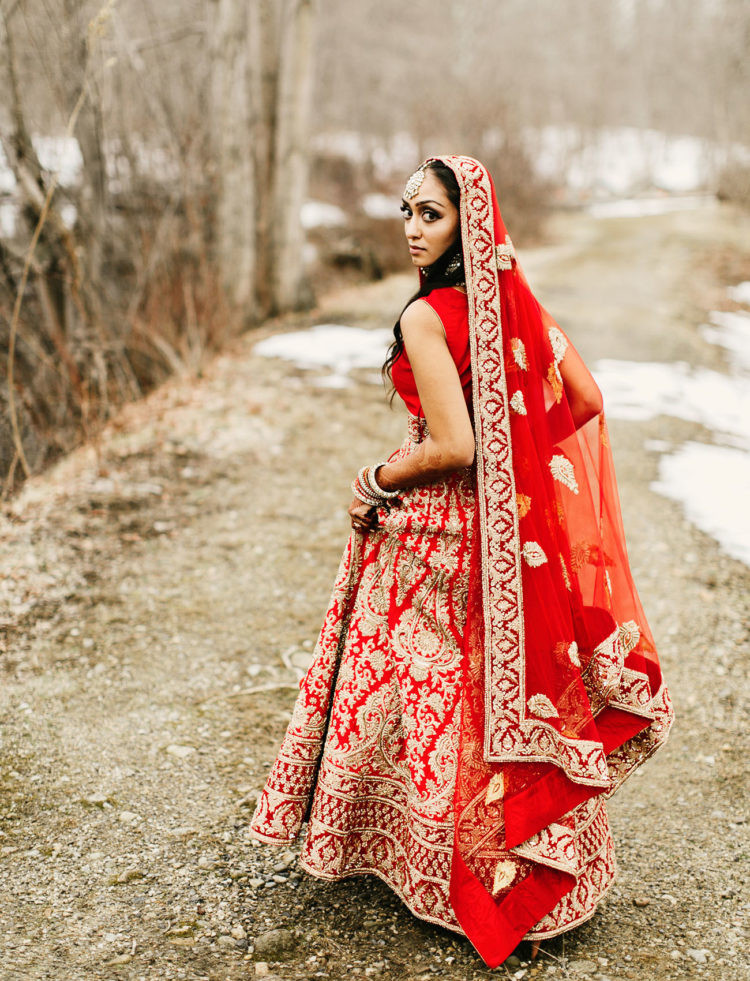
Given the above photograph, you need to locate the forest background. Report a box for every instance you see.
[0,0,748,491]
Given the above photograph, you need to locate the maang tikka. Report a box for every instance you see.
[404,164,427,200]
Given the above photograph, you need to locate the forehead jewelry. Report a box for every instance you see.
[403,164,427,200]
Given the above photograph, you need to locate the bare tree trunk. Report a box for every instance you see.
[209,0,317,319]
[209,0,257,310]
[271,0,317,312]
[74,66,108,284]
[252,0,280,317]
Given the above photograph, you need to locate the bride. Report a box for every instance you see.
[249,155,674,968]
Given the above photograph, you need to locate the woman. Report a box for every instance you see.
[249,156,674,968]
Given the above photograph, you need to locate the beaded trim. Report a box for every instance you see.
[407,414,430,443]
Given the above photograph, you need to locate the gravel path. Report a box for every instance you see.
[1,203,748,980]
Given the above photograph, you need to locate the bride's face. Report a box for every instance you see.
[400,170,459,269]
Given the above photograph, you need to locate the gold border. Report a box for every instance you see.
[428,155,525,763]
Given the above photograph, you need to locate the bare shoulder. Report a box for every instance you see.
[400,297,444,337]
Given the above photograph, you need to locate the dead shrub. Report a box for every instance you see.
[0,182,238,496]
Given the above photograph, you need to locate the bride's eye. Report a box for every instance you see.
[400,205,412,219]
[423,209,440,222]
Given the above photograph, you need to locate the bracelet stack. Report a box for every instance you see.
[351,462,401,508]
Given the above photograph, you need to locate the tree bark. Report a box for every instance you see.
[209,0,317,320]
[271,0,317,313]
[209,0,257,312]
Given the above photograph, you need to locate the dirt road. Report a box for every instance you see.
[1,202,748,980]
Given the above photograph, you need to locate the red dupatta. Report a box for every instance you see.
[419,156,674,965]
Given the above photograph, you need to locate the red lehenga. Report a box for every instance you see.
[249,156,674,968]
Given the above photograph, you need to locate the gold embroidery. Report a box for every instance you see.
[445,157,525,766]
[618,620,640,655]
[517,493,532,518]
[569,541,610,572]
[547,361,564,402]
[485,772,504,806]
[529,831,616,938]
[550,454,579,494]
[510,390,527,415]
[495,235,516,270]
[548,326,568,364]
[527,694,559,719]
[560,554,572,591]
[569,542,593,572]
[407,413,430,443]
[491,859,517,894]
[522,541,548,567]
[511,337,528,370]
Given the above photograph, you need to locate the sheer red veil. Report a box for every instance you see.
[420,156,674,965]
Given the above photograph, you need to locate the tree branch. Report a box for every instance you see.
[3,12,93,478]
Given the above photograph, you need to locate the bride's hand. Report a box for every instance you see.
[348,499,378,533]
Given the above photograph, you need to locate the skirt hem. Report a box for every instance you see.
[247,827,297,846]
[525,865,616,941]
[298,855,466,937]
[297,854,600,953]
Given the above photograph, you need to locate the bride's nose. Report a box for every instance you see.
[405,216,421,240]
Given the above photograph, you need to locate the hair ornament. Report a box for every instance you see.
[404,164,427,200]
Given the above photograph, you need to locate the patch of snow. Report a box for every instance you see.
[701,310,750,374]
[34,135,83,184]
[652,443,750,566]
[60,203,78,230]
[643,438,672,454]
[300,201,347,230]
[311,374,352,389]
[587,195,715,219]
[727,281,750,306]
[371,133,420,180]
[309,130,420,179]
[254,324,392,387]
[302,242,318,266]
[0,149,16,194]
[310,130,369,164]
[593,359,749,448]
[362,193,400,219]
[0,201,16,238]
[596,305,750,566]
[528,125,745,196]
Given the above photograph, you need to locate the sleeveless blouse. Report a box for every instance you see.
[390,287,472,418]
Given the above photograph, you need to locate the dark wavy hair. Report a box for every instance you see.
[382,161,464,388]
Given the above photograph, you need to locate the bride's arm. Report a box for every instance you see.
[347,298,474,530]
[557,338,603,429]
[375,298,475,493]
